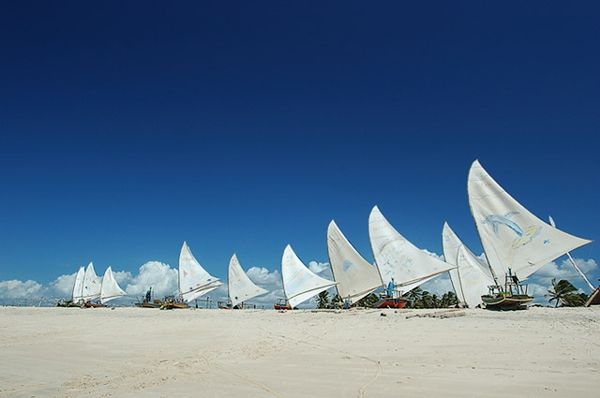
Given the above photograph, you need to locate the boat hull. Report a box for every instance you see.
[375,298,408,309]
[81,302,106,308]
[585,287,600,307]
[160,302,189,310]
[481,294,533,310]
[135,300,163,308]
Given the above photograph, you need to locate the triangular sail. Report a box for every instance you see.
[72,266,85,303]
[82,262,102,301]
[467,160,591,281]
[178,242,222,303]
[368,206,455,293]
[549,216,595,292]
[456,245,494,308]
[327,220,383,304]
[228,254,268,307]
[281,245,337,308]
[100,266,127,304]
[442,222,493,306]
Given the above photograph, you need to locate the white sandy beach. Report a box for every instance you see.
[0,306,598,397]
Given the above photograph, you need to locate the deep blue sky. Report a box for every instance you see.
[1,1,598,283]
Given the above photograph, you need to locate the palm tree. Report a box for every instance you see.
[404,287,424,308]
[355,293,379,308]
[331,294,343,309]
[547,279,579,307]
[440,291,458,308]
[420,290,433,308]
[562,292,588,307]
[317,291,330,309]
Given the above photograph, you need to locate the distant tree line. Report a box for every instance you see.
[316,288,459,309]
[317,278,591,309]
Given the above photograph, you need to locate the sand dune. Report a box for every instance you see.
[0,307,598,397]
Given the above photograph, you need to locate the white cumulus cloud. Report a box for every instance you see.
[48,272,77,297]
[0,280,44,299]
[532,258,597,285]
[124,261,178,299]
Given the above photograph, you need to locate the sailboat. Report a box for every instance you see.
[176,241,222,308]
[467,160,591,309]
[60,263,128,307]
[71,266,85,305]
[81,262,103,306]
[57,266,86,307]
[369,206,455,307]
[442,222,494,308]
[225,254,268,309]
[327,220,383,306]
[100,266,127,304]
[280,244,337,309]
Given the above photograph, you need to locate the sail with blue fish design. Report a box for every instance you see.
[467,160,591,281]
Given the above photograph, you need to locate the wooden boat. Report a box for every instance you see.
[375,297,408,309]
[273,298,292,310]
[135,299,163,308]
[66,263,127,307]
[467,160,591,310]
[159,296,189,310]
[481,269,532,310]
[81,301,106,308]
[585,287,600,307]
[481,292,533,310]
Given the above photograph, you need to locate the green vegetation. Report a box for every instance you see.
[547,279,588,307]
[404,288,459,309]
[354,293,379,308]
[316,291,331,309]
[331,294,343,308]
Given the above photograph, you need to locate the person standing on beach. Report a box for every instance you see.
[387,278,395,298]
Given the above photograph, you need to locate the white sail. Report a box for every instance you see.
[71,266,85,303]
[456,245,494,308]
[368,206,455,293]
[549,216,595,292]
[442,222,493,306]
[442,222,465,302]
[100,266,127,304]
[327,220,383,304]
[82,262,102,301]
[228,254,268,307]
[179,242,222,303]
[281,245,337,308]
[467,160,591,281]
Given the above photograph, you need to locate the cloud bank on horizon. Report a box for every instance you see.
[0,254,597,306]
